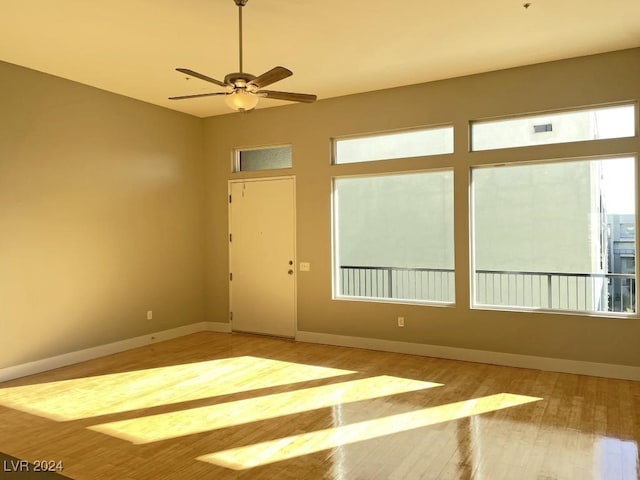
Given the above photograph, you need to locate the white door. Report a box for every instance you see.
[229,177,296,337]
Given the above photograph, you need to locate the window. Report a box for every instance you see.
[620,223,635,239]
[333,126,453,164]
[471,156,636,314]
[471,103,635,151]
[333,170,455,304]
[234,145,292,172]
[621,257,635,274]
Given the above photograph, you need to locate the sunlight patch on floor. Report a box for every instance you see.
[198,393,542,470]
[89,375,442,443]
[0,356,354,420]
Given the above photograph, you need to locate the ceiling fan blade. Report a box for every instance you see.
[259,90,317,103]
[248,66,293,89]
[176,68,228,88]
[169,92,228,100]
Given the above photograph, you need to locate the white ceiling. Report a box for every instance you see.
[2,0,639,118]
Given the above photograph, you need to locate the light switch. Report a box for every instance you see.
[299,262,311,272]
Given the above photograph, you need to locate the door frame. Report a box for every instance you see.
[227,175,297,337]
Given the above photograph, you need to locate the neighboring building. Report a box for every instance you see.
[472,159,609,311]
[607,214,636,312]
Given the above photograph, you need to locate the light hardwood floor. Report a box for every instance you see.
[0,332,638,479]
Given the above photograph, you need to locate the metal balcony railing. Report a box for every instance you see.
[339,265,455,303]
[338,265,636,313]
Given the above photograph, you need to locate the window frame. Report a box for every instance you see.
[469,154,638,317]
[232,144,293,173]
[331,168,456,307]
[469,101,637,152]
[331,124,455,165]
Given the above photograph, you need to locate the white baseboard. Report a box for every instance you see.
[206,322,233,334]
[0,322,231,383]
[2,323,637,383]
[296,331,640,382]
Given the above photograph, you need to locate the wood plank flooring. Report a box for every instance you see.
[0,332,638,479]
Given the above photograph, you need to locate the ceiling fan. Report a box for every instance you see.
[169,0,317,112]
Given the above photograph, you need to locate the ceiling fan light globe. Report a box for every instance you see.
[225,89,259,112]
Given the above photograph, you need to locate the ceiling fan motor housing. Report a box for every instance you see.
[224,72,257,89]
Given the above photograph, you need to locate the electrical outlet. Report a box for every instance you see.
[299,262,311,272]
[397,316,405,327]
[147,310,153,320]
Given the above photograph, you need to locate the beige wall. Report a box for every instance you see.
[2,48,639,372]
[0,61,206,369]
[204,48,640,367]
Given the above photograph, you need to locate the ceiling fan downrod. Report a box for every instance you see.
[235,0,248,73]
